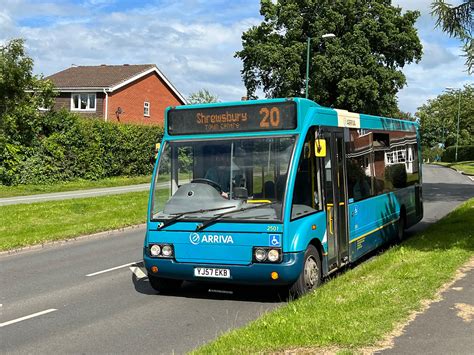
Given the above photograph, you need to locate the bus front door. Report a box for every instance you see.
[323,129,349,271]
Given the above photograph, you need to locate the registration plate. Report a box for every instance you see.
[194,267,231,279]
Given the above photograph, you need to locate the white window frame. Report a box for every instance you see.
[144,101,150,117]
[71,93,97,112]
[385,148,407,165]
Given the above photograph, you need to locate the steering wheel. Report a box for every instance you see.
[191,178,223,194]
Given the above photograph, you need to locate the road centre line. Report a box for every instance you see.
[86,261,140,277]
[0,309,57,328]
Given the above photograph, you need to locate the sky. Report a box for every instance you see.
[0,0,471,114]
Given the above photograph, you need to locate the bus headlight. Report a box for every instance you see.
[148,243,174,258]
[267,249,280,262]
[253,247,282,263]
[150,244,161,256]
[162,245,173,257]
[255,248,267,262]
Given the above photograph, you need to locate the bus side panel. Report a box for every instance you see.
[348,193,400,261]
[393,185,419,228]
[285,211,329,274]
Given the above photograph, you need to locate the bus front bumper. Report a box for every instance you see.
[143,251,304,286]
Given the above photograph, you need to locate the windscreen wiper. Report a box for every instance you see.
[157,206,236,230]
[196,201,278,231]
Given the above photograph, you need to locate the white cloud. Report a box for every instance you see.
[4,2,260,102]
[419,41,458,69]
[2,0,471,112]
[392,0,471,114]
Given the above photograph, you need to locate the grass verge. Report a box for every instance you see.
[433,161,474,175]
[0,175,152,198]
[0,191,149,251]
[195,198,474,354]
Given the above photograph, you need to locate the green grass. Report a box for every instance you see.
[433,161,474,175]
[0,175,152,198]
[0,191,150,251]
[195,198,474,354]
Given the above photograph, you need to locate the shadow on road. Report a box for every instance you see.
[132,268,285,303]
[422,182,474,203]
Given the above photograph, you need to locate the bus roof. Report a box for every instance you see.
[163,98,418,140]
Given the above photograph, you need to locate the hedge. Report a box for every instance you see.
[384,163,408,188]
[0,111,163,185]
[442,145,474,162]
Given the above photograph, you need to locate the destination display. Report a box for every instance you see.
[167,101,297,135]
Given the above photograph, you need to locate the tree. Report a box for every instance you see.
[416,84,474,149]
[391,110,416,121]
[0,39,55,144]
[0,39,55,184]
[188,89,219,104]
[431,0,473,74]
[236,0,422,116]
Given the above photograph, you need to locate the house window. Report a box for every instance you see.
[144,102,150,117]
[71,93,96,111]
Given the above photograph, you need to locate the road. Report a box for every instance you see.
[0,180,190,206]
[1,165,473,353]
[0,184,150,206]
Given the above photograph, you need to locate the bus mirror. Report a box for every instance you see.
[315,139,327,157]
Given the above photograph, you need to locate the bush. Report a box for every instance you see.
[384,164,407,188]
[442,145,474,162]
[422,146,443,162]
[1,111,163,185]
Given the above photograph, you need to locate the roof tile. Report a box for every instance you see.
[45,64,156,88]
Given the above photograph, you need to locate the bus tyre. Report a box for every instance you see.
[148,275,182,293]
[289,245,321,298]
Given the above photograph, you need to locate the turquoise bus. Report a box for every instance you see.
[143,98,423,296]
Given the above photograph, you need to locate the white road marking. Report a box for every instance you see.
[0,309,57,328]
[130,265,147,280]
[86,261,140,277]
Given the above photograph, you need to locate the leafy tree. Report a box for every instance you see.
[431,0,473,74]
[0,39,55,144]
[236,0,422,116]
[416,84,474,149]
[0,39,55,184]
[391,110,416,121]
[188,89,219,104]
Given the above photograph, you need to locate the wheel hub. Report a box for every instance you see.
[304,256,319,289]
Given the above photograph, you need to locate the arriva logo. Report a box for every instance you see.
[189,233,234,245]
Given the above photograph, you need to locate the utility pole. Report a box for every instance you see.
[305,33,336,99]
[446,87,462,162]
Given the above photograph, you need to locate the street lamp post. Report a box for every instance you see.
[445,87,462,161]
[305,33,336,99]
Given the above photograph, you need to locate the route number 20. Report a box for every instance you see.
[259,107,281,128]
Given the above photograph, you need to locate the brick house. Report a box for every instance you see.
[46,64,186,125]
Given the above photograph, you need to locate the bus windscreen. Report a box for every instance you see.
[167,101,297,135]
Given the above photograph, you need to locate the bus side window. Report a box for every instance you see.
[291,129,321,219]
[346,129,374,201]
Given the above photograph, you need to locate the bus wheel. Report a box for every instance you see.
[289,245,321,298]
[148,275,182,293]
[397,214,406,242]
